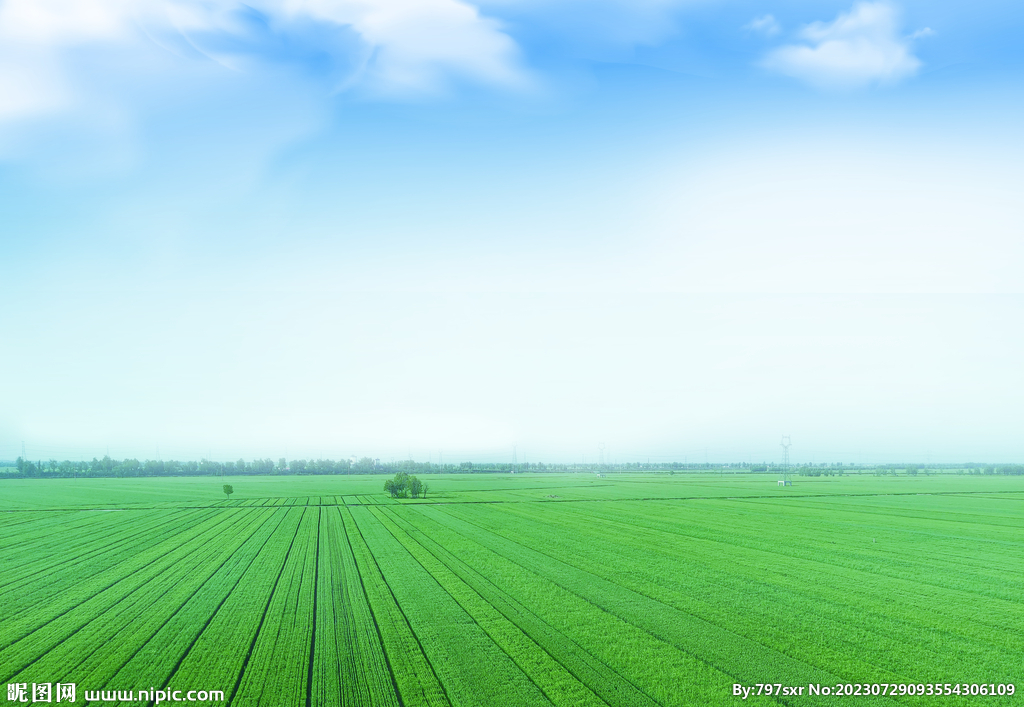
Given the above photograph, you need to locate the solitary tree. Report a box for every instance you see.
[222,484,234,499]
[384,472,421,498]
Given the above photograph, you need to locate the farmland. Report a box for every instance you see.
[1,473,1021,706]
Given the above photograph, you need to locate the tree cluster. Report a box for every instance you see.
[798,467,844,477]
[963,465,1024,476]
[384,472,428,499]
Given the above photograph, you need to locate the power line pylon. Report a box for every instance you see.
[781,435,792,485]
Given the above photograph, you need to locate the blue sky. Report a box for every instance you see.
[3,0,1024,464]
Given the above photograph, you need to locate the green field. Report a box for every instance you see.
[2,473,1021,706]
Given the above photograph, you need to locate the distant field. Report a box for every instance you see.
[2,473,1021,706]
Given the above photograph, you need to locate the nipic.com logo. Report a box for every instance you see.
[6,683,224,704]
[7,683,75,703]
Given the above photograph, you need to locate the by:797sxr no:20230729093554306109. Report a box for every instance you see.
[733,682,1016,699]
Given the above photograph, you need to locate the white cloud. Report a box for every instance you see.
[761,2,922,89]
[0,0,526,124]
[285,0,526,94]
[744,14,780,37]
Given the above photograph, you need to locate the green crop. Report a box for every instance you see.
[1,473,1020,706]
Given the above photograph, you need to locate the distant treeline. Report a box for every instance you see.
[871,463,1024,476]
[3,456,1022,479]
[9,456,710,478]
[10,456,384,479]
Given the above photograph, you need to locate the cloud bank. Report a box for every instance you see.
[762,2,925,89]
[0,0,527,125]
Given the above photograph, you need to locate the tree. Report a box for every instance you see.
[222,484,234,499]
[408,476,423,499]
[384,471,421,498]
[421,482,429,498]
[394,472,410,497]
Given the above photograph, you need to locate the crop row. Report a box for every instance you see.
[102,507,294,691]
[164,507,307,700]
[0,508,204,595]
[371,504,634,707]
[9,508,280,690]
[232,507,319,704]
[349,505,551,707]
[655,497,1022,593]
[0,510,133,553]
[430,500,1018,704]
[391,505,752,707]
[483,501,925,682]
[310,507,398,707]
[338,506,449,707]
[486,501,928,666]
[0,508,245,675]
[406,504,859,707]
[494,499,1022,682]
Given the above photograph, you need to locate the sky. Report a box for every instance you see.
[3,0,1024,465]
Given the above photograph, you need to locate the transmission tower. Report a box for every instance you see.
[512,445,517,474]
[780,435,792,484]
